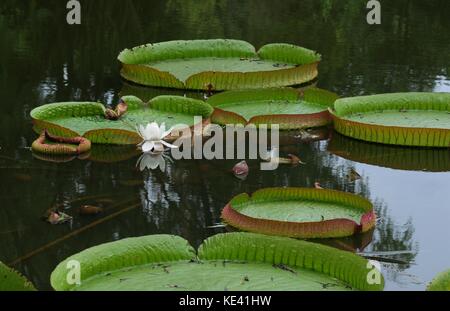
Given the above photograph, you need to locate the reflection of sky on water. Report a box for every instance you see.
[433,75,450,92]
[353,163,450,290]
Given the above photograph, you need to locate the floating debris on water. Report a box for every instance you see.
[232,160,249,180]
[78,205,104,215]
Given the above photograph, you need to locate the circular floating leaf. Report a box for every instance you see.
[427,269,450,291]
[221,188,376,238]
[328,132,450,172]
[208,87,338,129]
[118,39,321,90]
[0,261,36,291]
[331,93,450,147]
[30,95,213,145]
[51,233,384,291]
[120,82,204,103]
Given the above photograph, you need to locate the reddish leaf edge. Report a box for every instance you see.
[221,187,376,239]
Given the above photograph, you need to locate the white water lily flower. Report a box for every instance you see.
[136,152,167,172]
[136,122,178,153]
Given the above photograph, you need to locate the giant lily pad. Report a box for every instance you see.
[208,87,338,129]
[30,95,213,145]
[120,81,204,103]
[118,39,321,90]
[328,132,450,172]
[0,261,36,291]
[221,188,376,238]
[427,269,450,291]
[50,233,383,291]
[331,93,450,147]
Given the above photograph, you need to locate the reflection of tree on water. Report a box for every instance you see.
[319,146,418,285]
[0,128,418,289]
[367,199,419,286]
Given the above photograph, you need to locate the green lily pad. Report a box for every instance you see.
[120,81,204,103]
[427,269,450,291]
[221,188,376,238]
[208,87,338,129]
[30,95,213,145]
[331,92,450,147]
[118,39,321,90]
[328,132,450,172]
[0,261,36,291]
[50,233,384,291]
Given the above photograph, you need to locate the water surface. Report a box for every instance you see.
[1,0,449,290]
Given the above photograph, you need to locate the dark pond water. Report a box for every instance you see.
[1,0,449,290]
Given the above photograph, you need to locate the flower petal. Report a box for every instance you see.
[150,156,160,169]
[137,125,146,139]
[159,123,166,138]
[138,154,149,171]
[141,141,155,153]
[161,140,178,149]
[144,122,161,140]
[158,156,166,172]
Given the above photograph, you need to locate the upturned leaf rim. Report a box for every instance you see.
[118,39,321,90]
[331,92,450,148]
[208,87,338,129]
[221,187,376,239]
[50,233,384,291]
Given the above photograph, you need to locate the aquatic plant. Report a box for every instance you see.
[427,269,450,291]
[30,95,213,145]
[118,39,321,90]
[50,233,384,291]
[221,187,376,238]
[0,261,36,291]
[331,92,450,147]
[136,122,178,153]
[208,87,338,129]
